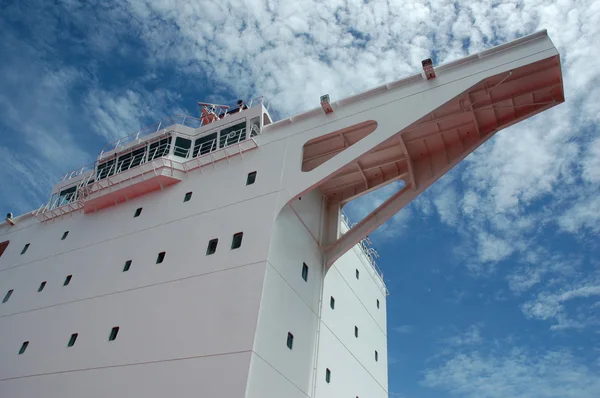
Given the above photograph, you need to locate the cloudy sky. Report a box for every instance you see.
[1,0,599,397]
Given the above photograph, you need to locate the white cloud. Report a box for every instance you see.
[394,325,415,334]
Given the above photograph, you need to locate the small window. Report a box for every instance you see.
[287,332,294,349]
[325,368,331,383]
[63,275,72,286]
[0,240,9,257]
[184,192,193,202]
[231,233,243,250]
[355,326,359,338]
[375,350,379,361]
[38,281,46,292]
[109,326,120,341]
[377,299,380,309]
[356,269,360,279]
[206,239,218,255]
[302,263,309,282]
[246,171,257,185]
[123,260,132,272]
[134,207,143,218]
[18,341,29,355]
[2,289,13,303]
[68,333,78,347]
[61,231,69,240]
[330,296,335,309]
[21,243,30,255]
[156,252,166,264]
[174,137,192,158]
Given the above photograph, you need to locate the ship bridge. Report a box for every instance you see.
[34,97,273,221]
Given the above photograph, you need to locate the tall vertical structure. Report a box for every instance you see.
[0,31,563,398]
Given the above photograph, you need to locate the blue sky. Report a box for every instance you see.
[1,1,599,397]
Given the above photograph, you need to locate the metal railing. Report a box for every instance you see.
[341,212,385,282]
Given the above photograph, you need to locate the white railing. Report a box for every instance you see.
[341,212,385,282]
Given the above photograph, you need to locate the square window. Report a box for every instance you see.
[134,207,143,218]
[377,299,380,309]
[302,263,308,282]
[330,296,335,309]
[246,171,257,185]
[18,341,29,355]
[61,231,69,240]
[355,326,359,338]
[287,332,294,349]
[325,368,331,383]
[2,289,13,303]
[184,192,193,202]
[206,239,218,255]
[156,252,166,264]
[355,269,360,279]
[109,326,119,341]
[21,243,30,255]
[64,275,72,286]
[68,333,78,347]
[123,260,132,272]
[231,233,243,250]
[375,350,379,361]
[38,281,46,292]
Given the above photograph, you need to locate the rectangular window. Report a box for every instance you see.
[325,368,331,383]
[148,136,172,161]
[156,252,166,264]
[174,137,192,158]
[246,171,257,185]
[64,275,72,286]
[377,299,380,309]
[206,239,218,255]
[184,192,193,202]
[2,289,13,303]
[97,158,116,180]
[68,333,78,347]
[134,207,143,218]
[38,281,46,292]
[302,263,308,282]
[193,132,218,157]
[287,332,294,350]
[375,350,379,361]
[123,260,132,272]
[21,243,30,255]
[18,341,29,355]
[117,146,147,172]
[330,296,335,309]
[355,269,360,279]
[231,233,243,250]
[109,326,119,341]
[219,122,246,148]
[61,231,69,240]
[355,326,359,338]
[0,240,9,257]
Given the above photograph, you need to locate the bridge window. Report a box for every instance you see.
[148,136,172,161]
[174,137,192,158]
[193,132,218,157]
[219,122,246,148]
[117,146,146,172]
[97,159,116,180]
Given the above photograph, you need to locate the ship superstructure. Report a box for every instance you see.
[0,31,563,398]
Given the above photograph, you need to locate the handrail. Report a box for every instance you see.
[341,212,385,282]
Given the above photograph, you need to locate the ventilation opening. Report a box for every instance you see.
[109,327,120,341]
[184,192,193,202]
[356,269,360,279]
[302,263,309,282]
[123,260,132,272]
[0,240,8,257]
[375,350,379,361]
[355,326,359,338]
[68,333,78,347]
[231,233,243,250]
[63,275,72,286]
[21,243,30,255]
[156,252,166,264]
[330,296,335,309]
[2,289,13,303]
[325,368,331,383]
[246,171,257,185]
[61,231,69,240]
[134,207,143,218]
[206,239,218,255]
[287,332,294,350]
[38,281,46,292]
[18,341,29,355]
